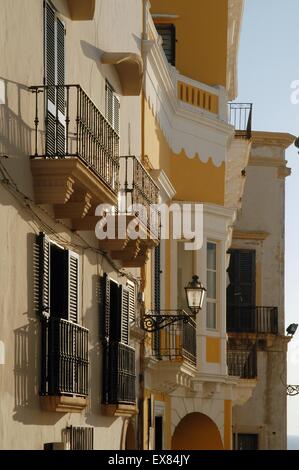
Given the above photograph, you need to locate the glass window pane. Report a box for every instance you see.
[207,302,216,329]
[207,242,216,270]
[207,271,216,299]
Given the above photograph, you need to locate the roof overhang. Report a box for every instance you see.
[68,0,96,21]
[101,52,143,96]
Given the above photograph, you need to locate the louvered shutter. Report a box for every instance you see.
[37,232,51,318]
[45,2,55,104]
[155,24,176,66]
[153,245,161,354]
[100,274,111,339]
[121,286,129,345]
[66,250,79,323]
[113,94,120,135]
[105,82,114,126]
[227,249,256,307]
[127,282,136,324]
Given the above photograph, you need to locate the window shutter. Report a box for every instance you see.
[45,2,55,104]
[105,81,114,126]
[127,282,136,324]
[56,17,65,114]
[121,286,129,345]
[66,250,79,323]
[154,245,161,312]
[100,274,111,339]
[37,232,51,317]
[113,94,120,135]
[155,24,176,66]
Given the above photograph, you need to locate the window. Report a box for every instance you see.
[105,80,120,134]
[233,433,258,450]
[101,274,136,405]
[207,242,217,329]
[155,24,176,66]
[37,233,79,323]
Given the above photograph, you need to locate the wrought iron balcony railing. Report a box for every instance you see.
[150,312,196,366]
[229,103,253,140]
[227,306,278,334]
[40,317,89,397]
[227,347,257,379]
[119,155,160,239]
[102,341,136,405]
[30,84,119,194]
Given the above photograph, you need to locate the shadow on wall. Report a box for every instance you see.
[0,77,33,158]
[12,233,61,426]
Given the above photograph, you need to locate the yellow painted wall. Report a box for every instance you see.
[224,400,233,450]
[150,0,228,87]
[172,412,224,450]
[206,337,221,363]
[144,99,225,204]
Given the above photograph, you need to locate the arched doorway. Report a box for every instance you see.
[172,412,223,450]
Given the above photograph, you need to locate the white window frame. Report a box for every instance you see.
[206,241,218,330]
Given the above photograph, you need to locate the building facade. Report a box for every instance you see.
[228,132,294,450]
[0,0,293,450]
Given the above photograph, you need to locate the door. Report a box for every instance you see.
[227,249,256,332]
[44,1,66,156]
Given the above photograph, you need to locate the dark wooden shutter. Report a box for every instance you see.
[227,249,256,307]
[121,286,129,345]
[155,24,176,66]
[113,94,120,135]
[56,17,65,113]
[45,2,55,104]
[100,274,111,339]
[37,232,51,317]
[154,245,161,312]
[106,81,114,126]
[66,250,79,323]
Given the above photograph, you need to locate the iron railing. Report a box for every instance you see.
[30,84,119,194]
[103,341,136,405]
[119,155,160,239]
[151,315,196,365]
[229,103,253,139]
[227,306,278,334]
[64,426,94,450]
[40,317,89,397]
[227,347,257,379]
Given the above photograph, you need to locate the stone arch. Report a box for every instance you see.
[120,418,137,450]
[172,412,223,450]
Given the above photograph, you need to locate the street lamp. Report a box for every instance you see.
[185,275,207,315]
[143,275,206,332]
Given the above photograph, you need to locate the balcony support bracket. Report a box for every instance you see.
[143,310,194,332]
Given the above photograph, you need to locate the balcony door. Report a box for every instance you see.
[227,249,256,332]
[44,1,66,156]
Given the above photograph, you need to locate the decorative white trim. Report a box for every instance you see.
[150,169,176,201]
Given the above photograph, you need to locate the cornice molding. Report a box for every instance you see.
[251,131,295,149]
[233,230,269,241]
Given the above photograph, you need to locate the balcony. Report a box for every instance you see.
[227,347,257,379]
[227,306,278,335]
[102,341,137,417]
[146,312,197,393]
[40,317,89,412]
[68,0,95,21]
[229,103,253,140]
[30,84,119,225]
[99,155,160,267]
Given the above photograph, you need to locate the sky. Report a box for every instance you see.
[236,0,299,436]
